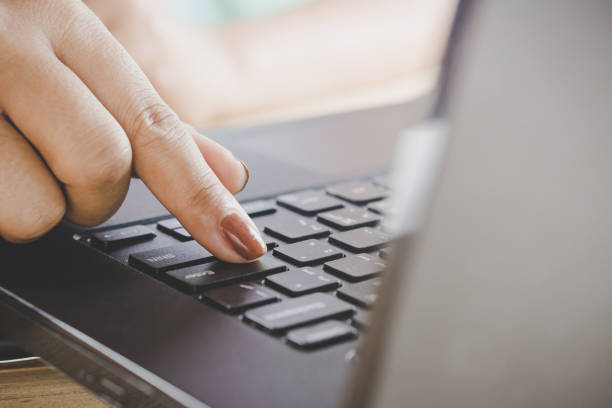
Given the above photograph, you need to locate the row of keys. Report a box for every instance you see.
[270,228,390,266]
[92,181,387,251]
[198,262,383,312]
[125,228,389,296]
[122,213,389,276]
[276,180,388,215]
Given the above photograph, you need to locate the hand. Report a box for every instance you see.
[0,0,267,262]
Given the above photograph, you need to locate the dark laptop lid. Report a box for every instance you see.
[348,1,612,407]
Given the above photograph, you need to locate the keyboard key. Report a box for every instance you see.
[367,199,399,216]
[277,191,344,216]
[92,225,156,249]
[129,241,215,274]
[263,214,331,243]
[317,207,382,230]
[263,234,278,249]
[158,218,194,241]
[168,227,192,242]
[337,278,382,308]
[327,182,388,205]
[328,227,391,252]
[273,239,344,267]
[165,255,286,293]
[157,218,183,233]
[265,267,340,296]
[202,283,279,313]
[323,254,385,282]
[352,309,372,329]
[242,200,277,217]
[287,320,357,349]
[244,293,354,332]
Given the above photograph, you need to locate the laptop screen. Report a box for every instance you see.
[347,1,612,407]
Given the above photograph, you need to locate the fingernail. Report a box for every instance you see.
[220,212,266,260]
[238,161,250,193]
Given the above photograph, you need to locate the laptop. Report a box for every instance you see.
[3,1,612,407]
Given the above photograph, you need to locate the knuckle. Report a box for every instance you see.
[52,0,92,43]
[129,101,183,152]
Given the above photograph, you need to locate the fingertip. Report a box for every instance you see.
[220,212,267,262]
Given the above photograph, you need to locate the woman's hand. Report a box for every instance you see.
[0,0,267,262]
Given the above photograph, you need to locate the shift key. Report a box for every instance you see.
[129,241,215,274]
[244,293,354,333]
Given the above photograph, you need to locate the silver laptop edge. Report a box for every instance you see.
[348,1,612,407]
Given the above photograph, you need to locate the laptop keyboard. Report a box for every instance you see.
[85,178,392,351]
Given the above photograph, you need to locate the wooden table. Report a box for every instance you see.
[0,68,435,408]
[0,359,106,408]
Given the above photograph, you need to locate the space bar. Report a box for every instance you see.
[244,293,354,332]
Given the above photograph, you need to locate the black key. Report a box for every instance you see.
[287,320,357,349]
[168,227,192,242]
[273,239,344,267]
[324,254,385,282]
[129,241,215,274]
[379,247,393,260]
[244,292,354,332]
[327,182,388,205]
[202,282,279,312]
[367,199,398,216]
[329,227,391,252]
[165,255,286,293]
[317,207,382,230]
[352,309,372,329]
[157,218,183,233]
[277,191,344,216]
[264,213,330,243]
[263,234,278,249]
[265,267,340,296]
[337,278,382,308]
[242,200,277,217]
[92,225,156,249]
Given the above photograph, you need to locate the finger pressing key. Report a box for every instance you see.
[52,3,265,262]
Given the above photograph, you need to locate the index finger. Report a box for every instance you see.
[52,2,266,262]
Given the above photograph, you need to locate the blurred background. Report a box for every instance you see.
[83,0,454,129]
